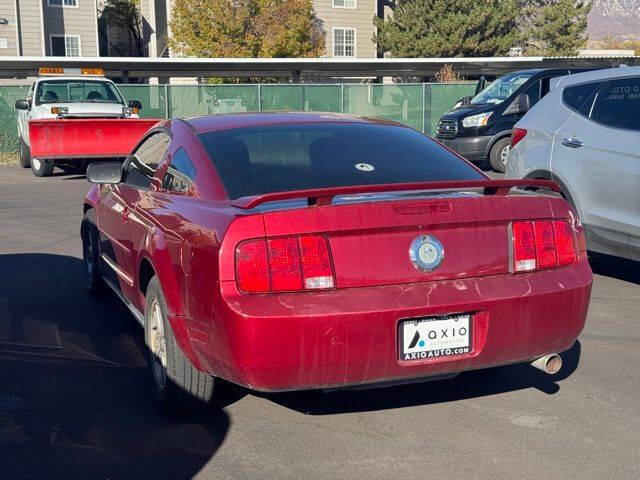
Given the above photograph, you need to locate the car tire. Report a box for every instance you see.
[82,212,106,296]
[30,157,54,177]
[19,137,31,168]
[145,275,215,414]
[489,137,512,173]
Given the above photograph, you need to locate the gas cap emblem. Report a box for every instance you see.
[409,235,444,272]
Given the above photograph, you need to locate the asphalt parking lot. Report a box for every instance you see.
[1,166,639,480]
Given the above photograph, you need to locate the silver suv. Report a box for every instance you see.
[506,66,640,261]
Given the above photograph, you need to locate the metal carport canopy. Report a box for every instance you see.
[0,55,637,79]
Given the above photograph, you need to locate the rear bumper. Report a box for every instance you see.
[438,136,491,162]
[191,258,592,391]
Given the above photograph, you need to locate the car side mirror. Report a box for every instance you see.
[86,161,123,184]
[503,93,530,116]
[15,99,30,110]
[128,100,142,110]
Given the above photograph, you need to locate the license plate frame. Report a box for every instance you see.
[399,314,472,361]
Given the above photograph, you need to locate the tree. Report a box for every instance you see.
[520,0,591,56]
[169,0,325,58]
[374,0,521,57]
[98,0,144,57]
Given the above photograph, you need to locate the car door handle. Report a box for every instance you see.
[561,138,583,148]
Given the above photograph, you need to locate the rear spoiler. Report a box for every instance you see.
[29,118,162,159]
[231,179,562,210]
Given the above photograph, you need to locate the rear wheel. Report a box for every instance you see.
[19,137,31,168]
[489,137,512,173]
[31,157,54,177]
[145,276,215,414]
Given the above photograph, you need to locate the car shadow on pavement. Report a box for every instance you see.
[259,341,582,416]
[588,253,639,285]
[0,253,229,479]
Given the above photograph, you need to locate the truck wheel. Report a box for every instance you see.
[74,160,88,175]
[489,137,512,173]
[145,276,214,414]
[19,137,31,168]
[82,213,105,295]
[31,157,54,177]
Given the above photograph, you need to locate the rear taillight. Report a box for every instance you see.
[511,128,527,147]
[511,220,576,273]
[235,235,335,293]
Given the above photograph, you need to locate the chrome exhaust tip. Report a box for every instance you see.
[531,353,562,375]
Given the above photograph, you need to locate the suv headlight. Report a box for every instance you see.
[462,112,492,128]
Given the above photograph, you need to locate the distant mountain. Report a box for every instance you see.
[588,0,640,40]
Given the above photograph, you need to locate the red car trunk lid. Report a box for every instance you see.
[259,194,557,288]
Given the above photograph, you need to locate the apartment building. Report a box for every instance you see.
[0,0,380,59]
[0,0,99,56]
[313,0,378,58]
[0,0,167,57]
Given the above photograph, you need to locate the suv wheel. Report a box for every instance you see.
[145,275,215,414]
[19,137,31,168]
[489,137,512,173]
[31,157,54,177]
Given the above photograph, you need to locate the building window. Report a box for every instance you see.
[50,35,81,57]
[48,0,78,6]
[333,0,356,8]
[333,28,356,57]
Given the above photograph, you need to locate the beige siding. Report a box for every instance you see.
[154,0,167,56]
[0,2,19,55]
[312,0,377,58]
[43,0,98,56]
[17,0,44,55]
[139,0,152,56]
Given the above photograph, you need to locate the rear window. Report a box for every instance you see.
[198,123,484,199]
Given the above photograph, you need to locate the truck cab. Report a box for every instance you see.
[15,67,142,176]
[436,68,597,172]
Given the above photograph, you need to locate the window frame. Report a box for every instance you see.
[47,0,79,8]
[332,0,356,9]
[49,34,81,57]
[332,27,357,58]
[586,76,640,133]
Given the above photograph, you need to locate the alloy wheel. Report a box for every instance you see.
[500,145,511,166]
[148,299,167,391]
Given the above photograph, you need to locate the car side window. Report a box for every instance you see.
[520,79,541,107]
[590,77,640,131]
[124,132,171,189]
[162,147,197,193]
[563,81,603,116]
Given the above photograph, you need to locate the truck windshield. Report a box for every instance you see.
[36,80,124,105]
[199,122,485,200]
[471,72,534,105]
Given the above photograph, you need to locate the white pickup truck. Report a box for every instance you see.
[15,68,143,177]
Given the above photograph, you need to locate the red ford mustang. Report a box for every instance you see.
[81,113,592,413]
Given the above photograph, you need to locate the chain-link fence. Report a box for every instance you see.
[0,83,474,154]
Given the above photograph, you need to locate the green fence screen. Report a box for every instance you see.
[0,82,474,154]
